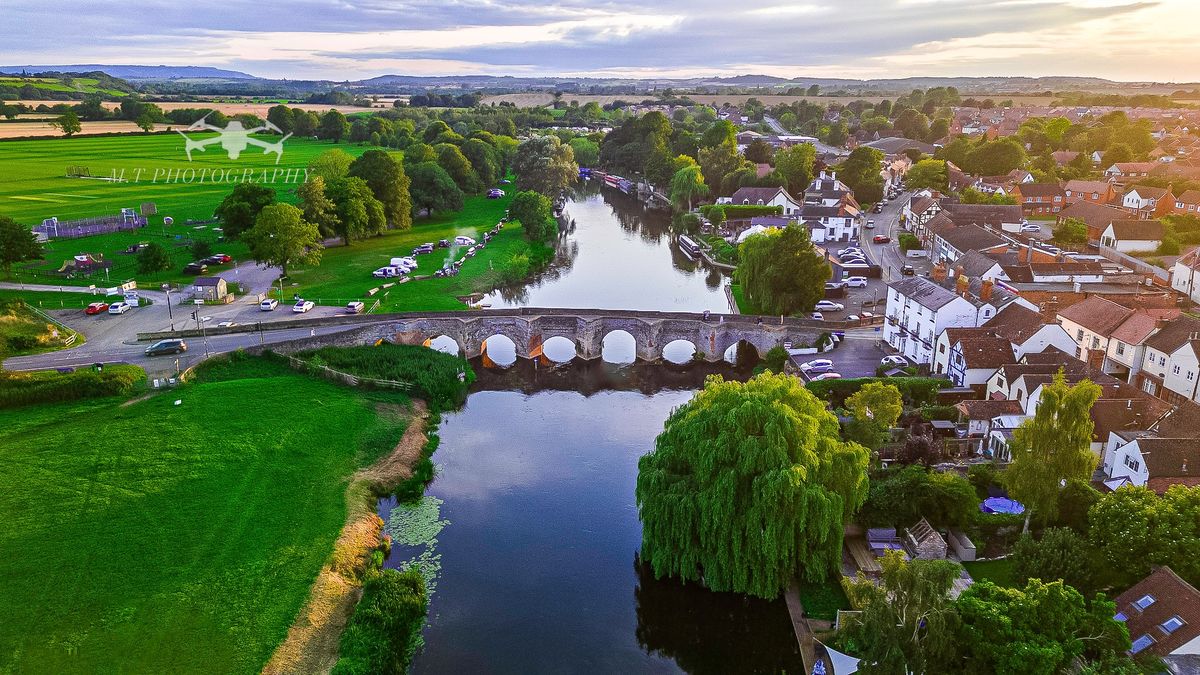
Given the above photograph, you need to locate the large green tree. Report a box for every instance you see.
[567,136,599,167]
[265,105,294,134]
[347,149,412,230]
[297,176,340,238]
[327,176,386,245]
[317,110,350,143]
[773,143,817,196]
[407,162,464,217]
[838,147,886,205]
[135,242,171,275]
[1005,373,1101,531]
[460,138,500,186]
[434,143,481,193]
[214,183,276,240]
[698,141,747,197]
[1053,217,1089,246]
[636,372,870,597]
[512,135,578,196]
[509,190,556,242]
[845,551,961,674]
[904,159,949,192]
[1011,527,1098,596]
[734,225,830,316]
[844,381,904,450]
[1088,485,1200,587]
[307,148,354,183]
[49,110,81,137]
[0,216,43,278]
[668,165,708,212]
[243,203,322,278]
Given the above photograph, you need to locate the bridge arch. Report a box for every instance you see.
[427,334,463,356]
[481,334,517,367]
[722,339,761,366]
[540,336,578,363]
[662,339,698,365]
[601,329,636,364]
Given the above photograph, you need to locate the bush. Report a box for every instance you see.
[720,204,782,219]
[752,345,789,375]
[296,343,474,410]
[5,335,39,351]
[859,465,977,529]
[1011,527,1097,595]
[331,568,428,675]
[968,463,1002,499]
[0,365,144,409]
[807,377,948,408]
[919,404,958,421]
[1056,478,1100,534]
[898,232,921,252]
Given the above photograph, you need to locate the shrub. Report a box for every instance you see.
[968,463,1001,499]
[0,365,144,409]
[720,204,782,219]
[859,465,977,529]
[5,335,39,351]
[1056,478,1101,534]
[807,377,948,408]
[295,343,474,410]
[898,233,921,252]
[331,568,428,675]
[752,345,789,374]
[1011,527,1097,595]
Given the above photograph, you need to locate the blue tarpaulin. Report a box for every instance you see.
[980,497,1025,514]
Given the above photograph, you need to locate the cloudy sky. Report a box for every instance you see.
[5,0,1200,82]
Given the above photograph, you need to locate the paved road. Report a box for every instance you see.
[859,189,932,283]
[762,116,848,157]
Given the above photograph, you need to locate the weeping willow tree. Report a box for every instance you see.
[635,372,870,598]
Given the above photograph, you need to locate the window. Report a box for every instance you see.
[1161,616,1185,634]
[1161,356,1167,366]
[1191,372,1195,381]
[1173,364,1181,375]
[1133,594,1156,611]
[1115,611,1128,621]
[1131,634,1156,655]
[1116,342,1126,356]
[1076,329,1085,341]
[1092,337,1100,349]
[1125,455,1141,472]
[939,344,946,354]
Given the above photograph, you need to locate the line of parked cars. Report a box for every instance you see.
[184,253,232,276]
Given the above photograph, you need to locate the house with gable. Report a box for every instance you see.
[1123,185,1176,220]
[1011,182,1066,216]
[1063,179,1119,206]
[1137,315,1200,405]
[1112,566,1200,671]
[1099,219,1165,253]
[1056,199,1127,242]
[725,186,804,216]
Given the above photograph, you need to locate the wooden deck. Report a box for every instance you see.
[845,537,882,574]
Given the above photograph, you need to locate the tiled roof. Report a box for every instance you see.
[729,186,799,205]
[1016,183,1065,198]
[956,399,1024,419]
[938,224,1008,253]
[1111,313,1162,346]
[1144,315,1200,354]
[889,276,961,311]
[1127,185,1170,199]
[1176,189,1200,205]
[1152,401,1200,438]
[1108,219,1164,242]
[941,203,1024,226]
[955,336,1017,369]
[984,304,1050,344]
[1138,438,1199,478]
[1057,296,1134,336]
[954,250,1002,278]
[1051,151,1079,165]
[1064,179,1114,195]
[1114,567,1200,659]
[909,196,937,214]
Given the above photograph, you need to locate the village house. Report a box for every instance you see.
[1011,182,1066,216]
[1112,566,1200,671]
[1099,219,1165,253]
[191,277,229,303]
[939,202,1026,234]
[1056,297,1175,378]
[1105,162,1158,181]
[1173,189,1200,215]
[932,301,1076,383]
[1137,315,1200,405]
[800,204,859,242]
[902,194,943,234]
[723,186,804,216]
[1122,185,1175,220]
[1056,199,1127,241]
[1063,179,1119,206]
[930,223,1010,265]
[1170,248,1200,304]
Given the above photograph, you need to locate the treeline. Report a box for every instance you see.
[402,92,482,108]
[1052,91,1193,108]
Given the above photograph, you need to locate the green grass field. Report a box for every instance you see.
[0,133,378,286]
[962,558,1018,588]
[0,357,412,673]
[0,76,127,97]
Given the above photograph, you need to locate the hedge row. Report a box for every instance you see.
[295,343,475,410]
[719,204,784,219]
[0,365,144,409]
[806,376,949,409]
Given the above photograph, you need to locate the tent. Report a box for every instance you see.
[815,641,861,674]
[736,224,769,244]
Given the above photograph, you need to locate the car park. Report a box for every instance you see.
[85,302,109,315]
[345,301,365,314]
[873,235,891,244]
[845,276,868,288]
[145,339,187,356]
[814,300,844,312]
[183,262,208,275]
[881,355,909,367]
[810,372,842,381]
[293,299,314,313]
[800,359,834,372]
[260,298,278,311]
[412,243,435,255]
[454,235,477,246]
[107,302,131,315]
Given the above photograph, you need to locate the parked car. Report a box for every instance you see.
[873,235,891,244]
[413,243,435,255]
[815,300,844,312]
[499,178,512,185]
[437,239,451,248]
[838,247,862,256]
[865,220,876,229]
[825,281,846,290]
[845,276,868,288]
[872,204,883,213]
[454,235,477,246]
[373,266,402,278]
[902,265,915,276]
[800,359,834,372]
[810,372,842,381]
[107,302,131,315]
[145,339,187,356]
[1020,223,1042,233]
[811,311,824,321]
[85,302,109,315]
[345,301,365,314]
[486,188,505,199]
[390,256,418,270]
[216,321,237,328]
[293,299,314,313]
[183,262,208,275]
[260,298,278,311]
[205,253,232,264]
[881,355,909,367]
[840,256,867,264]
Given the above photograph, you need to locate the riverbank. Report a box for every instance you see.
[263,399,430,674]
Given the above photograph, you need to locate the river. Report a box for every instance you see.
[379,186,803,673]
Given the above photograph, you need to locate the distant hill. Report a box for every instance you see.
[0,65,258,80]
[0,70,136,100]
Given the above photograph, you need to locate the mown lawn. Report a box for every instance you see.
[798,578,851,622]
[0,358,411,673]
[963,558,1018,588]
[280,191,532,311]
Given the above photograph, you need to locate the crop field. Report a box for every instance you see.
[282,191,523,311]
[0,358,413,673]
[0,133,376,284]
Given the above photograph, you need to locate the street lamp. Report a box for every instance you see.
[161,283,175,331]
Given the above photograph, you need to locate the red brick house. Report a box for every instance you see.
[1011,183,1066,216]
[1114,567,1200,668]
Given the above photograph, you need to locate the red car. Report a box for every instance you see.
[872,235,891,244]
[85,302,110,315]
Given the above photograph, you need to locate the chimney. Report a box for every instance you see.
[1157,316,1171,329]
[981,278,994,302]
[932,262,948,283]
[956,274,970,297]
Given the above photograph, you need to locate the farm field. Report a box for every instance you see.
[0,357,413,674]
[481,93,1060,108]
[0,133,376,285]
[0,120,176,139]
[281,191,524,311]
[9,99,382,116]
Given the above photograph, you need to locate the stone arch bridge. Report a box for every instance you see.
[327,308,831,362]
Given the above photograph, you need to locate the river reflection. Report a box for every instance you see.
[379,363,802,674]
[483,184,729,312]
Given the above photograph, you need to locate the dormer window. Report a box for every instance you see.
[1134,594,1156,611]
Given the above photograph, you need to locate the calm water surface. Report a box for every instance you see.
[379,364,803,674]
